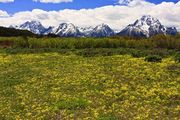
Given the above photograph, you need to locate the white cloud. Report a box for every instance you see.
[0,10,9,17]
[33,0,73,3]
[118,0,154,6]
[177,27,180,32]
[119,0,132,4]
[0,0,180,30]
[0,0,14,3]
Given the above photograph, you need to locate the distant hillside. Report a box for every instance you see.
[0,26,36,37]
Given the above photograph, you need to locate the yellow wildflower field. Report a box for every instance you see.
[0,52,179,119]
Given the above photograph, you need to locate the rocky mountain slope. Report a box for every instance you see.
[118,15,177,37]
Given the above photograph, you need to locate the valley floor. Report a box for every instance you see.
[0,48,179,119]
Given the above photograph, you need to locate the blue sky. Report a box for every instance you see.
[0,0,179,30]
[0,0,179,14]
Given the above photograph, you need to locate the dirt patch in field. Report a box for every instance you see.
[0,41,14,48]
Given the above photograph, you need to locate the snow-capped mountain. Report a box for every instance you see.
[43,26,55,35]
[11,16,177,38]
[78,26,94,37]
[53,23,81,37]
[14,21,115,37]
[78,24,114,37]
[118,15,177,37]
[90,24,115,37]
[17,21,48,35]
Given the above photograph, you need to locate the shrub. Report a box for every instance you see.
[145,55,162,62]
[174,52,180,63]
[131,50,145,58]
[7,35,179,50]
[14,36,30,48]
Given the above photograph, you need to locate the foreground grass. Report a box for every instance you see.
[0,49,179,119]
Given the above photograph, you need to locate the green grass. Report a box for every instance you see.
[0,48,179,119]
[0,36,179,119]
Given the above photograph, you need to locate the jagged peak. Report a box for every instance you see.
[94,24,112,31]
[141,15,154,19]
[18,20,47,35]
[57,23,77,30]
[133,15,161,27]
[96,23,109,27]
[59,23,75,26]
[21,20,42,26]
[141,15,159,22]
[118,15,177,37]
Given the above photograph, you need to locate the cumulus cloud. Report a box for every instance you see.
[177,27,180,31]
[0,0,14,3]
[119,0,145,5]
[0,0,180,30]
[0,10,9,17]
[119,0,154,6]
[33,0,73,3]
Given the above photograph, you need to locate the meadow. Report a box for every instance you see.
[0,36,179,119]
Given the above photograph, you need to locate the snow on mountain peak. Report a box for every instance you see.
[133,15,161,27]
[18,20,47,35]
[54,23,81,37]
[95,24,110,30]
[20,21,42,28]
[91,24,115,37]
[78,26,94,37]
[118,15,177,37]
[28,21,41,25]
[11,17,177,38]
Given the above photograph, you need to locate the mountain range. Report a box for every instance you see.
[118,15,177,37]
[11,15,178,38]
